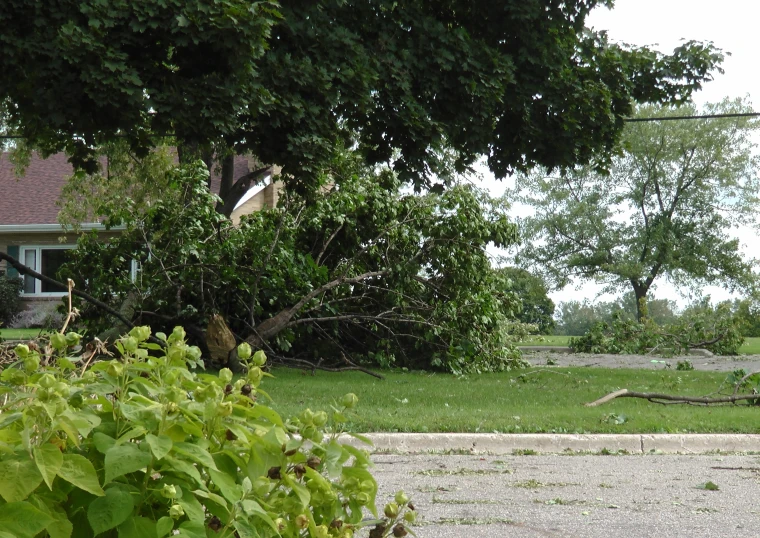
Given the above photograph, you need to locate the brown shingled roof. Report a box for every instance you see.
[0,153,251,226]
[0,153,73,225]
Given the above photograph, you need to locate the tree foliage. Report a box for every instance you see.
[570,300,745,355]
[554,294,678,335]
[67,155,525,374]
[498,267,555,334]
[516,99,760,320]
[0,1,724,189]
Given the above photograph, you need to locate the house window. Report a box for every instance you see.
[19,246,74,296]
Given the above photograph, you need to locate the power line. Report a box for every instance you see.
[624,112,760,122]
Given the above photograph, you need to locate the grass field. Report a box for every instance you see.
[263,366,760,434]
[516,336,760,355]
[0,328,48,340]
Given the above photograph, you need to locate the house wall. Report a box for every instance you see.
[230,181,282,226]
[0,231,121,308]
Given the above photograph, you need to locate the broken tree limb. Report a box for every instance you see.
[586,388,760,407]
[0,251,134,330]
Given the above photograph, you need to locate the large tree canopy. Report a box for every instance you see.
[0,0,724,189]
[516,99,760,320]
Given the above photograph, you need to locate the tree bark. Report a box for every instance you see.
[631,281,649,321]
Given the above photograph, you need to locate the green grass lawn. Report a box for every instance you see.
[264,366,760,434]
[0,328,48,340]
[516,336,760,355]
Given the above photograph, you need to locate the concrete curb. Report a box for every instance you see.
[340,433,760,455]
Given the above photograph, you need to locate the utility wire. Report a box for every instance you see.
[624,112,760,122]
[2,112,759,140]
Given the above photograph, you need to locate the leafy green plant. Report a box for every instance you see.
[0,275,22,327]
[0,326,413,538]
[570,303,745,356]
[676,360,694,371]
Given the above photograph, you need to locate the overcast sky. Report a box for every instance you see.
[481,0,759,309]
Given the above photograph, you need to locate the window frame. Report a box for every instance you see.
[18,245,76,297]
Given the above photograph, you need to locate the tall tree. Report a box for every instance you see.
[516,99,760,320]
[0,1,724,194]
[499,267,555,334]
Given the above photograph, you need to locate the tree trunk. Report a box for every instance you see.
[631,281,649,322]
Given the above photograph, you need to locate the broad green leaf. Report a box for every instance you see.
[87,487,134,535]
[0,501,54,538]
[145,434,173,460]
[155,516,174,538]
[59,454,105,496]
[248,405,283,426]
[282,475,310,508]
[162,457,202,485]
[324,441,346,479]
[172,442,218,470]
[60,410,101,437]
[208,468,243,504]
[0,455,43,502]
[0,412,22,430]
[177,489,205,523]
[104,444,152,483]
[92,433,116,454]
[233,519,261,538]
[33,444,63,490]
[44,511,73,538]
[175,521,206,538]
[117,516,155,538]
[241,499,279,534]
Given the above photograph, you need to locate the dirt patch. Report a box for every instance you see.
[523,350,760,372]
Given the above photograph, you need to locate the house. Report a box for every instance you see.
[0,152,280,307]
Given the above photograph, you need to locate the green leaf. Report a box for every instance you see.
[117,516,155,538]
[177,488,205,523]
[0,412,22,430]
[0,501,54,538]
[104,444,152,483]
[0,455,43,502]
[208,468,243,503]
[59,454,105,496]
[172,442,218,470]
[163,457,202,485]
[145,434,173,460]
[697,481,720,491]
[87,487,135,535]
[93,433,116,454]
[233,519,261,538]
[155,516,174,538]
[241,499,279,534]
[249,404,283,426]
[33,444,63,490]
[175,521,206,538]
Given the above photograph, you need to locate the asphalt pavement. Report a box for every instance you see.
[354,434,760,537]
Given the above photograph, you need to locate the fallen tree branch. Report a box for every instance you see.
[268,355,385,380]
[0,252,134,330]
[586,388,760,407]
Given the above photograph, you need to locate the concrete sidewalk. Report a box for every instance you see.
[347,433,760,455]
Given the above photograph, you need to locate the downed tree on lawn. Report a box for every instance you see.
[60,156,527,374]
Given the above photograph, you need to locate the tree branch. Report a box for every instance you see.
[586,388,760,407]
[0,252,135,331]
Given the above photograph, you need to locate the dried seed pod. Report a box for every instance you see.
[307,455,321,469]
[208,516,223,531]
[392,523,408,537]
[267,466,282,480]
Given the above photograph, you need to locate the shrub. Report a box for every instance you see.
[9,301,64,329]
[0,275,22,326]
[0,326,413,538]
[570,302,745,356]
